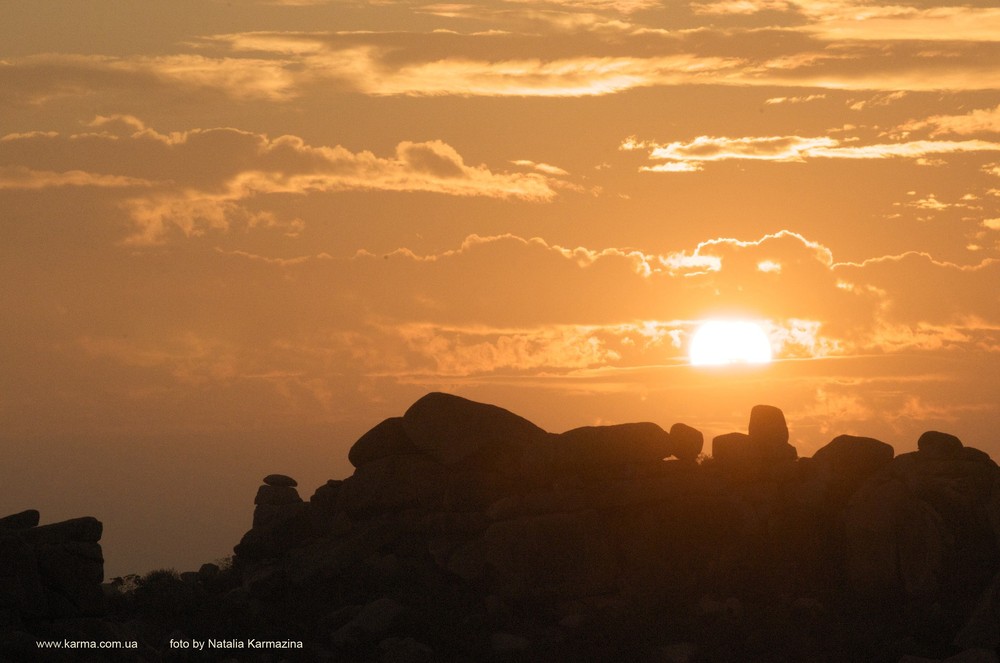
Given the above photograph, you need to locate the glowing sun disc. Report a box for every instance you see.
[689,320,773,366]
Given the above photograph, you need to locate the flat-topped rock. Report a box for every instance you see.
[263,474,298,487]
[21,517,103,544]
[812,434,893,478]
[0,509,40,531]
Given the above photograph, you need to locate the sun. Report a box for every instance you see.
[689,319,773,366]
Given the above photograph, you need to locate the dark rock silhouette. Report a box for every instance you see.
[0,511,108,659]
[918,430,965,460]
[263,473,298,487]
[4,392,999,663]
[669,422,704,461]
[219,393,1000,661]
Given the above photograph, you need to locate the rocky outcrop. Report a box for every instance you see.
[226,392,1000,662]
[0,512,105,625]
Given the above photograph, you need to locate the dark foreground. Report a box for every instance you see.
[3,392,999,662]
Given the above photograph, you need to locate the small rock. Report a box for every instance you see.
[263,474,298,487]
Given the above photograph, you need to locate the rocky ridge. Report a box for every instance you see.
[231,392,1000,662]
[3,391,999,662]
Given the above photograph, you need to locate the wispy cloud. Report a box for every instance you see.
[899,104,1000,137]
[692,0,1000,42]
[622,134,1000,171]
[1,117,564,245]
[0,166,153,190]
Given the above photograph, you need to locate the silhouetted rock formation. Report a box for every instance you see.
[0,512,105,624]
[5,392,998,662]
[0,511,112,659]
[224,392,1000,662]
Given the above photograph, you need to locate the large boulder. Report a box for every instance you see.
[712,432,755,465]
[712,406,797,467]
[555,422,672,472]
[748,405,788,447]
[337,454,448,518]
[812,435,894,479]
[748,404,797,461]
[918,430,963,460]
[403,392,548,467]
[21,517,103,545]
[349,417,420,468]
[669,423,704,461]
[1,513,106,621]
[0,510,40,531]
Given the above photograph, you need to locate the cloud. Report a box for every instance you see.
[899,104,1000,137]
[764,94,825,105]
[511,159,570,175]
[691,0,1000,42]
[623,134,1000,171]
[0,166,153,190]
[0,118,563,244]
[0,53,300,105]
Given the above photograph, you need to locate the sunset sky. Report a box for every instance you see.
[2,0,999,576]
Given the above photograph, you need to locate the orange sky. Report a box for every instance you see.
[2,0,998,577]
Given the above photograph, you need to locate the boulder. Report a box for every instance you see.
[21,517,103,544]
[712,432,755,465]
[748,405,789,448]
[263,473,298,487]
[712,407,797,467]
[348,417,419,468]
[812,434,894,479]
[402,392,548,466]
[669,423,704,461]
[556,422,672,471]
[918,431,963,460]
[0,510,40,531]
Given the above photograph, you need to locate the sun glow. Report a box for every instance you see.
[689,319,773,366]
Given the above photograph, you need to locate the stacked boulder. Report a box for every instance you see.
[0,510,105,625]
[711,404,797,469]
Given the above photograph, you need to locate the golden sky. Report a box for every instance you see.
[2,0,999,576]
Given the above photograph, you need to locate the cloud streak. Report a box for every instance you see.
[1,117,563,244]
[623,134,1000,171]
